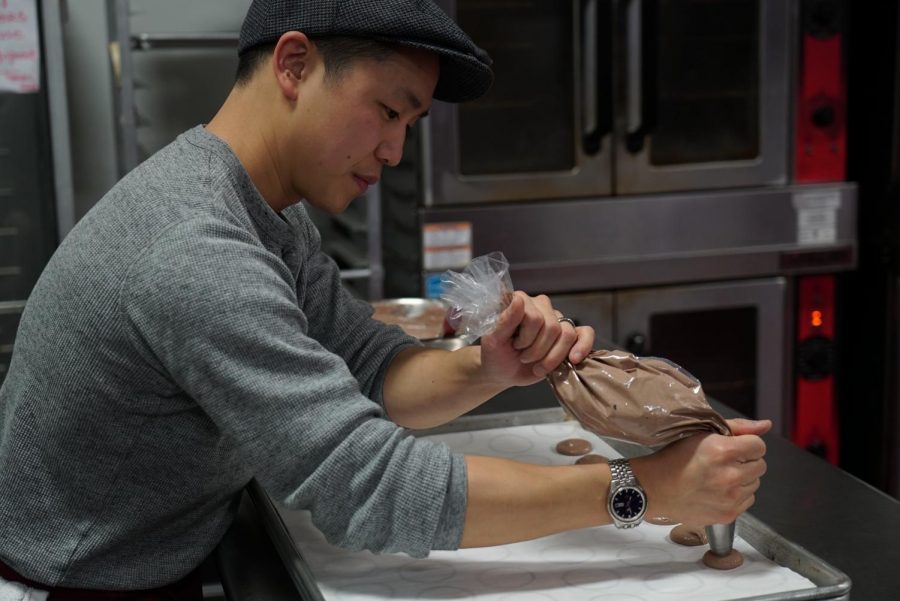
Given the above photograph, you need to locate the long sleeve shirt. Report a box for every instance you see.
[0,125,467,589]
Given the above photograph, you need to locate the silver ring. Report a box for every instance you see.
[557,316,576,328]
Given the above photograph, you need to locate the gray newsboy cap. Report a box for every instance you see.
[238,0,494,103]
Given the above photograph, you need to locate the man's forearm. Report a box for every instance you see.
[460,456,613,547]
[379,291,596,429]
[382,346,508,429]
[459,421,770,547]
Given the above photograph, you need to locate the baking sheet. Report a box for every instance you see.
[269,417,846,601]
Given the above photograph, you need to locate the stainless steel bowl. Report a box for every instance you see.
[422,336,469,351]
[371,298,451,340]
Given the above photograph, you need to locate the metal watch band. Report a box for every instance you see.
[609,458,637,486]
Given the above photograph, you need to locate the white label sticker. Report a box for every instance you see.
[423,222,472,270]
[793,190,841,245]
[0,0,40,93]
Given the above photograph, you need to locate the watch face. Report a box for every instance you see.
[611,486,645,521]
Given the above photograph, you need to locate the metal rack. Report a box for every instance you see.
[0,301,27,380]
[105,0,384,299]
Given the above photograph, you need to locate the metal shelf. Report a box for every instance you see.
[0,301,27,315]
[131,32,239,50]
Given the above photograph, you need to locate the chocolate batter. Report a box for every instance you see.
[703,549,745,570]
[546,350,731,447]
[669,524,708,546]
[646,515,675,526]
[555,438,592,456]
[574,454,607,465]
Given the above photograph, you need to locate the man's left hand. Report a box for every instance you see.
[478,291,595,388]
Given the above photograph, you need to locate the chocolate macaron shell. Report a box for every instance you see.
[555,438,593,456]
[702,548,745,570]
[669,524,708,546]
[574,454,608,465]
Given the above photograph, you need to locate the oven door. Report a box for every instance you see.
[425,0,613,206]
[615,0,790,194]
[614,278,791,435]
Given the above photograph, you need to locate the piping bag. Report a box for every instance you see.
[441,252,737,556]
[545,352,736,556]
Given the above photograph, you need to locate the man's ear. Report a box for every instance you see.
[272,31,315,101]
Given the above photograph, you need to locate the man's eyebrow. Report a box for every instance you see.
[401,87,423,110]
[397,87,430,118]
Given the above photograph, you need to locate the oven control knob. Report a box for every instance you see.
[624,332,647,356]
[811,105,836,128]
[796,335,835,381]
[805,0,840,39]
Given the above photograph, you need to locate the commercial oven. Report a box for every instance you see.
[381,0,853,455]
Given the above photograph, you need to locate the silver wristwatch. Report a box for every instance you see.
[607,458,647,528]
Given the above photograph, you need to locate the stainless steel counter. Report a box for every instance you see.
[214,399,900,600]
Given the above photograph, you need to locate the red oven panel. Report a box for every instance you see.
[795,0,846,183]
[793,275,839,464]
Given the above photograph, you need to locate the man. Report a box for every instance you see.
[0,0,770,598]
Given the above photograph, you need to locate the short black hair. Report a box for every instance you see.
[235,42,277,85]
[235,36,398,86]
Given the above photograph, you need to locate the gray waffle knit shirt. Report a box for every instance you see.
[0,125,467,589]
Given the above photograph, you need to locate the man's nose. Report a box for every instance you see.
[375,127,406,167]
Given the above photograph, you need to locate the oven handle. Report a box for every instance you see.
[582,0,599,147]
[625,0,643,147]
[582,0,613,156]
[623,0,657,154]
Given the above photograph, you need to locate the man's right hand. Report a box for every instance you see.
[459,418,771,548]
[632,418,771,526]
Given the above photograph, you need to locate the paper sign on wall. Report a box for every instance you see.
[423,222,472,270]
[0,0,41,93]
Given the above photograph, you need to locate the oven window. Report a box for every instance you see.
[648,306,757,418]
[457,1,575,175]
[651,0,760,165]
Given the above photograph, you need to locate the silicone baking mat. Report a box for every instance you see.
[276,421,818,600]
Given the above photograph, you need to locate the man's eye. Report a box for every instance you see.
[383,105,400,120]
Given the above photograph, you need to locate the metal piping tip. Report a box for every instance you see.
[705,522,736,556]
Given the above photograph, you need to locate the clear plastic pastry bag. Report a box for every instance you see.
[440,252,513,345]
[546,351,731,447]
[441,253,730,446]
